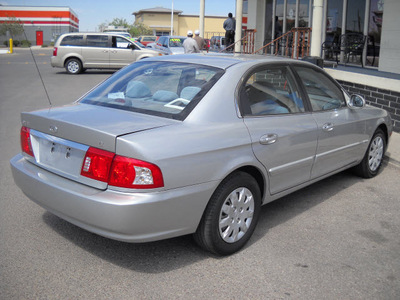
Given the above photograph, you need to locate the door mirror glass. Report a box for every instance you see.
[349,94,365,108]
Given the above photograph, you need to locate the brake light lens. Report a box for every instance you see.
[21,126,34,157]
[81,147,115,182]
[53,47,58,56]
[81,147,164,189]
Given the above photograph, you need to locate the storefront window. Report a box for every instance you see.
[368,0,384,63]
[286,0,296,30]
[346,0,366,33]
[299,0,309,27]
[326,0,343,43]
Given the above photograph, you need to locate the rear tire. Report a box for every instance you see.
[65,58,82,74]
[353,128,386,178]
[194,172,261,255]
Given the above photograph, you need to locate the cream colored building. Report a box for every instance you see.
[133,7,226,38]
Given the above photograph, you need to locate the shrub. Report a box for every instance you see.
[20,40,31,47]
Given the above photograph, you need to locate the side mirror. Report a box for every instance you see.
[349,94,365,108]
[129,43,136,50]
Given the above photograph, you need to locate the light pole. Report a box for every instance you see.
[171,0,174,35]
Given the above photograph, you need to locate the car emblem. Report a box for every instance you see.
[49,125,58,133]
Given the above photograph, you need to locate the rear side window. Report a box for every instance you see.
[86,35,109,48]
[60,35,84,46]
[240,66,305,116]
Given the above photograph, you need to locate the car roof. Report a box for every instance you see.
[144,53,297,70]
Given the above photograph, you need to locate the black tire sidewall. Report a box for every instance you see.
[65,58,82,74]
[203,172,261,255]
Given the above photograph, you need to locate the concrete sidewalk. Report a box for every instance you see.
[387,131,400,167]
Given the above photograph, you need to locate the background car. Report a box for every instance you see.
[137,35,157,46]
[210,35,226,51]
[145,36,160,49]
[11,54,392,255]
[51,32,163,74]
[154,36,186,55]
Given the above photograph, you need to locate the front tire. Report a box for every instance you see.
[353,128,386,178]
[65,58,82,74]
[194,172,261,255]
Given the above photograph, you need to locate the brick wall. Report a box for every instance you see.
[337,80,400,133]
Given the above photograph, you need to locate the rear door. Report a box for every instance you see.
[292,65,368,178]
[240,64,318,195]
[82,35,110,68]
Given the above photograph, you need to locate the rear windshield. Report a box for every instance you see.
[80,61,224,120]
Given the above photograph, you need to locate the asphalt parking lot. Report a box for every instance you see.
[1,48,400,299]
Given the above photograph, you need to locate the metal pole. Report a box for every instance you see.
[171,0,174,35]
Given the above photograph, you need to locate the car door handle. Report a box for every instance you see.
[322,123,334,132]
[103,50,109,53]
[260,134,278,145]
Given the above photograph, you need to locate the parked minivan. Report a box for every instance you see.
[51,32,163,74]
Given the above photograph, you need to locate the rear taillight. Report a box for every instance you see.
[81,147,164,189]
[53,47,58,56]
[81,147,115,182]
[21,126,34,157]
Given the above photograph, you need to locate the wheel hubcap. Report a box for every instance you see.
[368,136,384,172]
[219,187,255,243]
[68,62,79,73]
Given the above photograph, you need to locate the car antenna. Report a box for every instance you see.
[23,29,52,107]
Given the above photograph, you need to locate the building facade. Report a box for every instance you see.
[0,6,79,45]
[244,0,399,75]
[133,7,226,38]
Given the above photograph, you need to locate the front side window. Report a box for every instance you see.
[293,66,345,111]
[112,36,132,49]
[80,61,224,120]
[240,65,305,116]
[86,35,109,48]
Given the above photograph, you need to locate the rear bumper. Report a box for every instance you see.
[10,154,214,242]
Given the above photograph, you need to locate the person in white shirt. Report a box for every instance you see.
[183,30,200,54]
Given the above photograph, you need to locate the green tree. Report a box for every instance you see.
[109,18,130,28]
[130,23,152,37]
[0,15,24,39]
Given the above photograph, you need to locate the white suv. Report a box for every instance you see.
[51,32,163,74]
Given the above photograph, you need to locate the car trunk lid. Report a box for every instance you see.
[21,103,175,189]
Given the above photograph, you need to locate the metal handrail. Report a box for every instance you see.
[253,27,312,59]
[218,29,257,54]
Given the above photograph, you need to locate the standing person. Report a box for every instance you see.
[183,30,200,54]
[223,12,236,51]
[193,30,206,51]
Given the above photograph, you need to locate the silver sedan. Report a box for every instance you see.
[10,54,393,255]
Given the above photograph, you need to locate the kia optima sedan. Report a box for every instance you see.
[10,54,392,255]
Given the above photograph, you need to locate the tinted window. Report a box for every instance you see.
[86,35,109,47]
[241,66,305,116]
[294,66,345,111]
[60,35,84,46]
[80,61,224,120]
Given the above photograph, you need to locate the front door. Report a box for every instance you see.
[36,31,43,46]
[292,65,368,178]
[109,36,138,68]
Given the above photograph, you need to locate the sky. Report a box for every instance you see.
[1,0,236,31]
